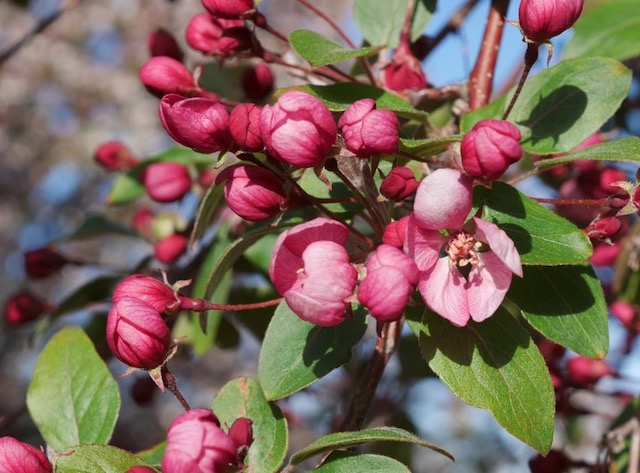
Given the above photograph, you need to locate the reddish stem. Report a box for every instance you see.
[180,297,283,312]
[532,197,606,207]
[162,367,191,412]
[502,43,538,120]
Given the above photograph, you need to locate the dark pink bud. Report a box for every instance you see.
[133,207,155,239]
[461,119,522,180]
[229,103,263,152]
[566,356,613,387]
[126,467,156,473]
[4,291,51,325]
[142,162,192,203]
[519,0,584,43]
[159,94,231,154]
[106,296,171,369]
[260,91,337,168]
[611,300,640,332]
[148,28,184,62]
[202,0,255,18]
[358,244,418,322]
[154,234,188,264]
[0,437,52,473]
[216,164,287,221]
[380,167,419,202]
[185,13,251,57]
[585,216,622,241]
[94,141,139,171]
[228,417,253,461]
[113,275,179,315]
[384,42,427,92]
[241,63,274,101]
[590,240,621,267]
[162,408,237,473]
[139,57,197,98]
[529,450,570,473]
[24,246,68,279]
[338,98,399,158]
[382,216,410,248]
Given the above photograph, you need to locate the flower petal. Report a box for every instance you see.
[418,258,470,327]
[466,251,513,323]
[413,168,473,230]
[404,215,446,271]
[473,217,523,277]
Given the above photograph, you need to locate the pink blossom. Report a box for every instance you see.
[358,244,418,322]
[229,103,263,151]
[338,98,399,157]
[380,166,419,202]
[406,168,522,326]
[142,162,192,203]
[519,0,584,43]
[382,216,410,248]
[113,275,179,315]
[185,13,251,57]
[155,234,189,264]
[202,0,255,19]
[0,437,51,473]
[94,141,139,171]
[269,218,357,326]
[139,57,197,98]
[384,41,427,92]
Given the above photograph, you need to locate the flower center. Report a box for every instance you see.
[446,232,481,268]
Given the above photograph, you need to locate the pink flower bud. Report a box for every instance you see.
[241,63,274,101]
[611,301,640,332]
[384,42,427,92]
[202,0,255,18]
[24,246,68,279]
[185,13,251,57]
[142,162,192,203]
[148,28,184,62]
[126,467,156,473]
[139,57,197,98]
[461,119,522,180]
[159,94,231,154]
[106,296,171,369]
[0,437,52,473]
[380,167,419,202]
[338,98,399,158]
[590,240,621,267]
[162,408,237,473]
[269,218,357,326]
[227,418,253,452]
[113,275,179,315]
[382,216,410,248]
[216,164,287,221]
[566,356,613,387]
[4,291,51,325]
[154,234,189,264]
[260,91,337,168]
[229,103,263,152]
[358,244,418,322]
[94,141,139,171]
[585,216,622,241]
[519,0,584,43]
[133,207,155,239]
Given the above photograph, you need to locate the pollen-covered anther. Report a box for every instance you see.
[447,232,480,267]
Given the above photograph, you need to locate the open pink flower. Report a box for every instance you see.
[405,169,522,327]
[269,218,357,326]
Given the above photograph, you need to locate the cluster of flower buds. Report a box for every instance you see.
[0,436,51,473]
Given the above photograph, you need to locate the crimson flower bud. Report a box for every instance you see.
[142,162,192,203]
[202,0,255,18]
[162,408,237,473]
[133,207,155,239]
[113,275,179,315]
[0,437,52,473]
[4,291,51,325]
[216,164,287,221]
[241,63,274,101]
[159,94,231,154]
[338,98,399,158]
[384,42,427,92]
[154,234,188,264]
[126,467,156,473]
[106,296,171,369]
[148,28,184,62]
[519,0,584,43]
[461,119,522,180]
[611,300,640,332]
[139,57,198,98]
[228,418,253,453]
[24,246,68,279]
[585,216,622,241]
[566,356,613,387]
[229,103,263,152]
[380,167,419,202]
[358,244,418,322]
[382,216,410,248]
[185,13,251,57]
[260,91,336,168]
[529,450,570,473]
[94,141,139,171]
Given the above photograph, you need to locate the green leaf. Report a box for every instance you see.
[289,427,452,466]
[461,57,631,154]
[353,0,435,48]
[53,445,156,473]
[535,136,640,170]
[63,213,137,240]
[293,83,428,121]
[289,29,382,68]
[106,173,145,206]
[189,182,224,245]
[212,377,288,473]
[297,168,359,215]
[243,234,277,275]
[477,182,592,265]
[135,442,165,467]
[399,135,462,158]
[313,451,411,473]
[259,302,368,400]
[409,307,554,453]
[27,327,120,452]
[564,0,640,61]
[509,264,609,359]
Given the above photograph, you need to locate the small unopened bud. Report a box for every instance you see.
[461,119,522,180]
[384,41,427,92]
[4,291,51,325]
[142,162,192,203]
[338,98,399,158]
[202,0,255,18]
[147,28,184,62]
[229,103,263,152]
[611,300,640,332]
[126,467,156,473]
[0,437,52,473]
[529,450,570,473]
[241,63,274,101]
[382,216,410,248]
[519,0,584,44]
[113,274,179,315]
[133,207,155,239]
[585,216,622,241]
[566,356,614,387]
[139,57,197,98]
[228,417,253,463]
[94,141,139,171]
[154,234,188,264]
[24,247,68,279]
[380,167,419,202]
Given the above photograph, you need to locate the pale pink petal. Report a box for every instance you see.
[466,251,513,323]
[473,217,522,277]
[337,98,375,128]
[418,258,470,327]
[405,215,446,272]
[413,168,473,230]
